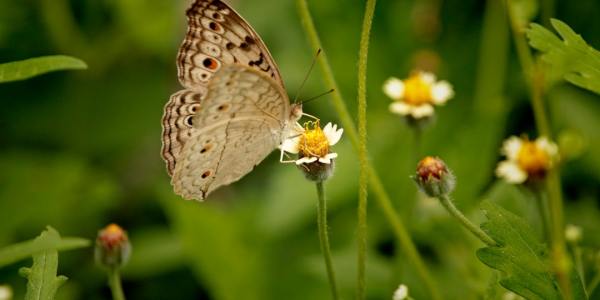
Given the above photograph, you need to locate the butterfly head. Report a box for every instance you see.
[290,103,303,122]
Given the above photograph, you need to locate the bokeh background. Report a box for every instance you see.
[1,0,599,299]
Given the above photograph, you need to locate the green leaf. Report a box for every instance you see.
[0,55,87,83]
[18,227,70,300]
[526,19,600,94]
[0,229,89,268]
[476,200,561,300]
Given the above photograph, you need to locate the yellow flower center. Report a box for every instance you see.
[517,140,551,177]
[403,73,432,105]
[298,121,329,158]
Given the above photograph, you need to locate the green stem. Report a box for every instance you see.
[506,2,571,297]
[438,195,496,246]
[412,128,422,164]
[533,189,552,243]
[315,182,340,300]
[356,0,376,298]
[588,272,600,295]
[571,245,584,287]
[107,268,125,300]
[296,2,441,299]
[541,0,555,27]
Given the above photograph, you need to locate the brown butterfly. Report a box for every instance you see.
[161,0,303,201]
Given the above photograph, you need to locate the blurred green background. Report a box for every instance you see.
[1,0,599,299]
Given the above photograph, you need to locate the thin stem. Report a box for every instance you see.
[412,128,422,165]
[316,182,340,300]
[296,2,441,299]
[588,272,600,295]
[438,195,496,247]
[107,268,125,300]
[540,0,555,27]
[533,189,552,243]
[356,0,376,297]
[571,245,584,287]
[506,1,571,297]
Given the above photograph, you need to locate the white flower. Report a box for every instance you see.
[280,121,343,165]
[0,285,12,300]
[393,284,409,300]
[496,136,558,184]
[565,224,582,243]
[384,71,454,119]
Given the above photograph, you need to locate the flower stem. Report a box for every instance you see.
[356,0,376,297]
[438,195,496,247]
[506,2,571,297]
[412,128,422,165]
[296,2,441,299]
[315,182,340,300]
[107,268,125,300]
[588,272,600,295]
[532,189,552,243]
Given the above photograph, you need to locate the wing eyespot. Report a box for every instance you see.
[202,58,219,70]
[184,116,194,126]
[201,170,211,178]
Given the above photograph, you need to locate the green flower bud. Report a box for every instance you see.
[413,156,455,197]
[95,224,131,270]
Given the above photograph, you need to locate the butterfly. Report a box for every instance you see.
[161,0,303,201]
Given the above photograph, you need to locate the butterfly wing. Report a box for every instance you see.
[162,0,286,176]
[171,64,289,201]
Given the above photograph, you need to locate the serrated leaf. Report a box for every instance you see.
[18,227,70,300]
[0,234,89,268]
[476,200,561,300]
[526,19,600,94]
[0,55,87,83]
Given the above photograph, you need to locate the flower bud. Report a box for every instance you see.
[95,224,131,269]
[298,159,335,182]
[413,156,455,197]
[0,285,12,300]
[393,284,409,300]
[565,224,582,244]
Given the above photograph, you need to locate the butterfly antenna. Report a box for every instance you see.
[300,89,335,105]
[292,48,322,104]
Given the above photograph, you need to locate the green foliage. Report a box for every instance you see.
[161,194,266,300]
[0,55,86,83]
[527,19,600,94]
[477,200,560,300]
[17,227,82,300]
[0,230,88,268]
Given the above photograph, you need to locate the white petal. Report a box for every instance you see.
[536,136,558,157]
[326,152,338,159]
[324,123,343,146]
[383,78,405,99]
[419,71,436,84]
[389,102,412,115]
[280,136,300,154]
[496,161,527,184]
[410,104,434,118]
[295,156,317,165]
[318,157,331,164]
[431,81,454,104]
[501,136,522,160]
[393,284,408,300]
[323,122,333,133]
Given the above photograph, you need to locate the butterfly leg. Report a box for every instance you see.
[279,148,297,164]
